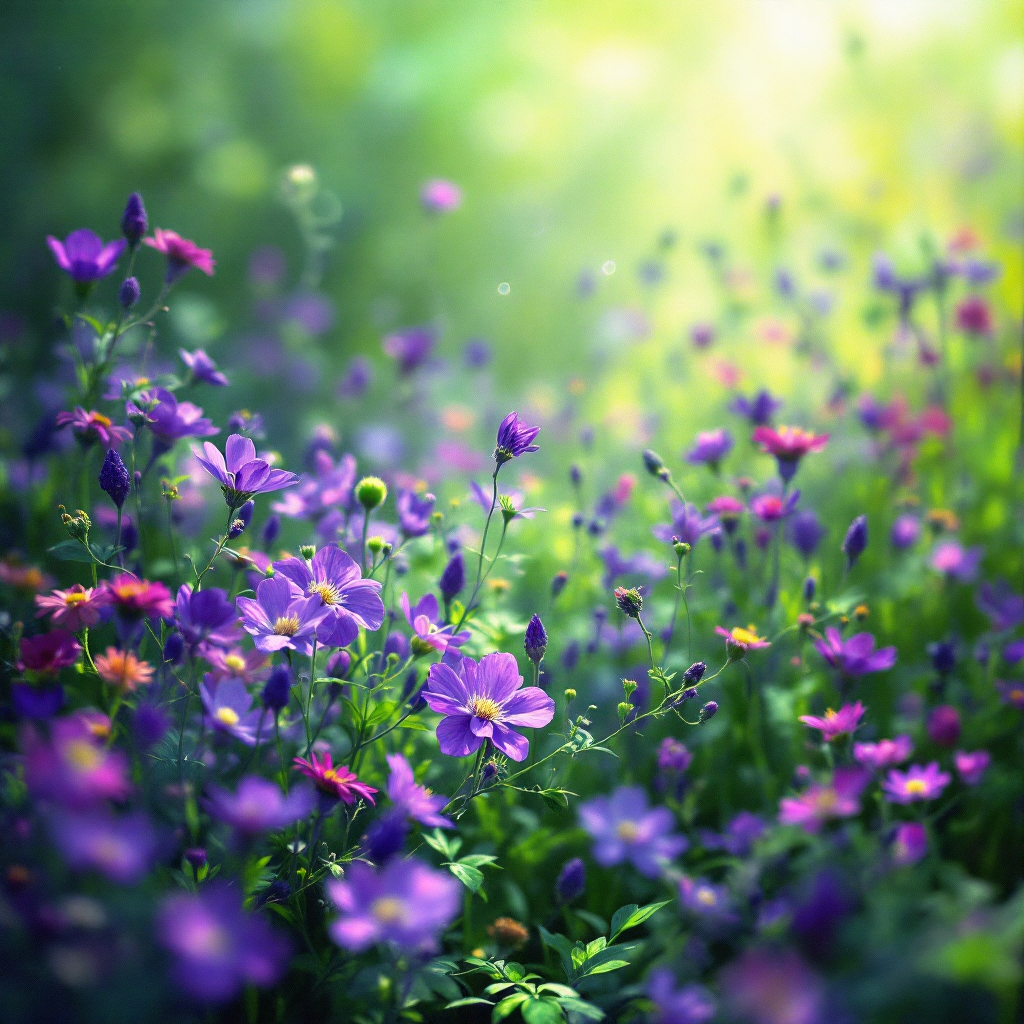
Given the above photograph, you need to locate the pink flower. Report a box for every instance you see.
[400,592,467,655]
[778,766,867,833]
[750,491,799,523]
[881,762,950,804]
[204,647,268,684]
[892,822,927,866]
[926,705,961,746]
[798,702,865,741]
[101,575,175,620]
[420,179,463,213]
[715,625,770,659]
[752,425,829,483]
[18,631,82,676]
[34,584,108,631]
[813,627,896,677]
[292,751,377,805]
[853,735,913,770]
[930,541,982,582]
[954,294,993,336]
[954,750,990,786]
[144,228,215,281]
[55,408,131,448]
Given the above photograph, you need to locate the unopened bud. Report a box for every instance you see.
[299,544,316,561]
[698,701,719,723]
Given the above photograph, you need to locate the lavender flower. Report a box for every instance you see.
[119,276,140,308]
[954,750,990,786]
[881,762,951,803]
[842,514,869,568]
[194,434,299,509]
[891,514,922,549]
[201,677,264,745]
[930,541,983,582]
[788,509,825,559]
[778,766,867,833]
[853,735,913,770]
[892,822,928,866]
[679,876,736,925]
[494,411,541,466]
[396,488,435,537]
[383,325,436,375]
[145,388,218,445]
[438,551,465,601]
[423,651,555,762]
[386,753,452,828]
[555,858,586,904]
[179,348,230,387]
[204,776,314,837]
[121,192,147,246]
[401,592,468,655]
[237,575,330,656]
[721,948,824,1024]
[813,628,896,677]
[686,428,734,470]
[652,500,720,549]
[98,448,130,509]
[173,584,239,652]
[50,810,157,883]
[46,229,126,283]
[976,580,1024,631]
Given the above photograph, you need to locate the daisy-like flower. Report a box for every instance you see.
[101,574,175,621]
[35,584,108,631]
[144,227,215,282]
[798,702,865,742]
[706,495,745,534]
[273,545,384,649]
[49,809,157,884]
[194,434,299,510]
[47,228,126,283]
[493,412,540,467]
[18,631,82,676]
[752,425,829,483]
[881,762,951,804]
[678,876,736,925]
[423,651,555,762]
[237,576,329,656]
[813,627,896,678]
[201,677,264,746]
[93,648,154,691]
[55,408,131,448]
[292,751,377,805]
[715,625,771,659]
[578,785,688,877]
[400,592,467,656]
[853,735,913,770]
[386,753,452,828]
[750,490,800,523]
[995,679,1024,710]
[204,647,268,684]
[778,767,867,833]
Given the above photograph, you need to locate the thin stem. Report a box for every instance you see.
[195,506,236,590]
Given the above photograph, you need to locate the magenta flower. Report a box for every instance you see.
[49,809,157,883]
[954,750,990,786]
[778,766,867,833]
[47,228,126,283]
[101,574,175,620]
[579,785,687,877]
[420,178,463,214]
[706,495,745,533]
[750,490,800,523]
[204,776,314,837]
[18,631,82,676]
[930,541,982,582]
[646,970,716,1024]
[179,348,230,387]
[156,884,288,1003]
[400,591,467,655]
[326,857,461,952]
[194,434,299,509]
[881,762,951,804]
[892,822,928,866]
[853,735,913,770]
[813,627,896,677]
[721,948,824,1024]
[926,704,961,746]
[201,677,264,746]
[55,408,131,448]
[752,425,829,483]
[237,576,329,656]
[386,753,452,828]
[144,227,215,282]
[292,751,377,805]
[423,651,555,762]
[35,584,109,631]
[798,702,865,741]
[273,545,384,648]
[715,625,771,658]
[686,428,734,470]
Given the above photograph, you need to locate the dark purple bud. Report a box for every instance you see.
[555,857,586,904]
[698,701,718,723]
[121,192,147,247]
[365,809,408,865]
[162,632,185,665]
[228,499,255,539]
[524,614,547,664]
[261,513,280,547]
[98,448,131,509]
[842,515,869,568]
[642,448,671,481]
[262,664,293,711]
[682,661,706,686]
[613,586,643,618]
[184,847,207,870]
[676,687,699,704]
[551,571,568,599]
[926,641,956,676]
[570,464,582,486]
[439,551,465,600]
[803,576,816,602]
[481,761,500,782]
[927,705,961,747]
[325,650,351,679]
[734,538,747,570]
[561,640,580,671]
[119,276,140,309]
[132,702,169,749]
[134,470,142,487]
[788,509,825,559]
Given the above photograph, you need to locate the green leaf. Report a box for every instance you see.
[521,998,565,1024]
[459,854,499,868]
[47,540,94,563]
[609,900,670,941]
[537,983,578,998]
[449,862,485,892]
[558,997,605,1020]
[537,926,575,979]
[483,982,517,996]
[423,829,461,860]
[584,937,607,958]
[503,962,525,982]
[492,993,530,1021]
[580,959,630,977]
[570,946,587,970]
[398,717,430,731]
[445,997,494,1009]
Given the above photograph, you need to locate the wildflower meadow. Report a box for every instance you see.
[0,2,1022,1023]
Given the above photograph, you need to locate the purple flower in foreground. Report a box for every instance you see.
[778,766,867,833]
[721,948,824,1024]
[798,702,865,741]
[201,677,264,746]
[853,735,913,771]
[881,762,951,804]
[383,325,436,375]
[954,750,990,786]
[686,428,734,470]
[205,776,314,838]
[646,969,717,1023]
[494,411,541,466]
[50,810,157,883]
[813,627,896,677]
[274,545,384,648]
[194,434,299,509]
[144,388,218,445]
[237,576,329,656]
[386,753,452,828]
[579,785,687,877]
[156,884,288,1003]
[327,858,461,952]
[424,651,555,762]
[892,822,928,866]
[179,348,230,387]
[47,229,126,283]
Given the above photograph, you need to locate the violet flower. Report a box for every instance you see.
[47,229,126,283]
[494,411,541,466]
[892,822,928,866]
[205,776,314,837]
[383,325,436,375]
[975,580,1024,632]
[55,408,131,448]
[326,857,461,952]
[881,762,951,803]
[144,228,215,282]
[698,811,765,857]
[686,428,733,470]
[778,766,867,833]
[646,970,717,1023]
[930,541,983,582]
[272,450,357,523]
[173,585,239,651]
[751,490,800,523]
[954,750,990,786]
[578,785,687,877]
[50,809,157,883]
[788,509,825,558]
[721,948,824,1024]
[813,628,896,677]
[194,434,299,509]
[652,500,720,549]
[798,702,865,741]
[18,630,82,676]
[396,488,436,537]
[891,514,922,550]
[679,876,736,925]
[599,545,669,588]
[386,753,452,828]
[423,651,555,762]
[401,592,467,655]
[237,576,330,656]
[201,677,264,746]
[730,389,782,427]
[853,735,913,770]
[179,348,230,387]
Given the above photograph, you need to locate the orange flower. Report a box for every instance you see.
[93,648,154,691]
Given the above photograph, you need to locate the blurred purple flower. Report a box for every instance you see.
[788,509,825,558]
[383,326,436,375]
[892,822,928,866]
[401,592,467,655]
[145,388,218,445]
[853,735,913,771]
[881,762,950,803]
[686,428,733,469]
[798,702,865,741]
[50,810,157,883]
[179,348,229,387]
[679,876,736,925]
[721,947,824,1024]
[730,389,782,427]
[890,514,922,549]
[397,488,435,537]
[778,766,867,833]
[652,500,720,549]
[47,229,126,283]
[813,628,896,677]
[173,585,239,652]
[954,750,990,786]
[975,580,1024,631]
[386,753,452,828]
[205,776,314,837]
[646,970,716,1023]
[930,541,982,582]
[420,179,463,213]
[200,677,265,746]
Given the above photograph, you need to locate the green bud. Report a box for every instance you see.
[59,505,91,543]
[617,701,632,723]
[356,476,388,511]
[367,536,385,556]
[564,688,577,701]
[299,544,316,561]
[622,679,638,698]
[673,540,691,559]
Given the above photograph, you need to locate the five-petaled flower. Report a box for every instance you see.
[47,229,126,284]
[237,575,329,656]
[401,592,467,656]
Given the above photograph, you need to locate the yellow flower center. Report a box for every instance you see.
[731,626,762,645]
[215,707,240,726]
[616,821,640,842]
[66,740,101,771]
[65,592,88,606]
[815,789,838,813]
[696,888,717,906]
[824,708,837,721]
[224,654,247,672]
[272,614,301,636]
[1011,689,1024,702]
[905,779,927,796]
[309,581,342,606]
[322,769,338,783]
[371,897,406,924]
[470,697,502,722]
[91,413,112,428]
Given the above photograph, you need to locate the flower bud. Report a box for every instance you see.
[356,476,388,511]
[299,544,316,561]
[803,576,816,602]
[698,700,719,723]
[183,847,207,870]
[162,633,185,665]
[439,551,465,600]
[262,664,293,712]
[98,448,131,510]
[261,513,280,547]
[555,857,586,904]
[613,586,643,618]
[642,448,670,480]
[564,688,576,701]
[682,661,706,686]
[617,701,632,722]
[524,614,547,664]
[842,514,868,568]
[569,464,582,486]
[119,276,140,309]
[367,536,385,557]
[120,192,147,247]
[551,571,568,599]
[673,539,691,559]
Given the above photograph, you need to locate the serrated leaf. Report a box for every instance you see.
[449,862,485,892]
[423,829,460,860]
[609,900,670,941]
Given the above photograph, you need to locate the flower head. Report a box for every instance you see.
[752,425,829,482]
[652,500,720,548]
[842,514,869,568]
[579,785,687,877]
[996,679,1024,709]
[50,809,157,884]
[706,496,745,534]
[721,948,824,1024]
[788,509,826,558]
[18,631,82,676]
[101,574,174,621]
[327,858,460,952]
[730,389,782,427]
[144,228,215,282]
[799,702,865,741]
[201,677,264,745]
[56,408,131,448]
[881,762,951,804]
[396,488,436,537]
[930,541,982,582]
[926,704,961,746]
[424,651,555,762]
[892,822,928,866]
[614,586,644,618]
[853,735,913,770]
[976,580,1024,632]
[386,753,451,828]
[778,766,867,833]
[35,585,108,632]
[94,647,154,691]
[646,970,717,1024]
[716,625,770,659]
[121,192,147,246]
[439,551,465,600]
[47,229,126,283]
[205,776,314,838]
[180,348,230,387]
[420,179,463,213]
[383,326,436,375]
[174,585,239,651]
[144,388,218,445]
[751,490,800,523]
[494,411,541,466]
[686,428,733,469]
[955,294,993,336]
[813,628,896,677]
[400,591,466,655]
[194,434,299,509]
[679,876,736,925]
[293,751,377,804]
[954,750,990,786]
[890,514,922,549]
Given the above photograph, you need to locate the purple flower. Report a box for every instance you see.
[853,735,913,770]
[658,737,692,772]
[599,545,669,588]
[689,322,716,348]
[463,337,492,367]
[556,858,586,903]
[931,541,983,582]
[237,575,330,656]
[721,948,824,1024]
[652,500,720,549]
[272,450,357,523]
[383,325,436,375]
[813,628,896,677]
[420,178,463,213]
[327,858,461,951]
[926,705,961,746]
[679,876,736,924]
[423,651,555,762]
[996,679,1024,709]
[50,810,157,883]
[121,192,147,246]
[401,592,467,655]
[686,428,733,469]
[98,448,131,509]
[337,355,373,399]
[47,229,126,283]
[397,488,436,537]
[180,348,230,387]
[881,762,951,803]
[55,408,132,448]
[194,434,299,509]
[699,811,766,857]
[778,766,867,833]
[891,514,922,549]
[751,491,800,523]
[494,411,541,466]
[174,585,239,651]
[438,551,465,600]
[386,753,452,828]
[205,776,314,837]
[788,509,825,558]
[524,613,547,664]
[976,580,1024,632]
[798,702,865,741]
[273,545,384,647]
[579,785,687,877]
[954,750,990,786]
[892,822,928,866]
[143,387,218,445]
[842,514,869,568]
[646,970,716,1024]
[201,677,265,745]
[156,884,289,1003]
